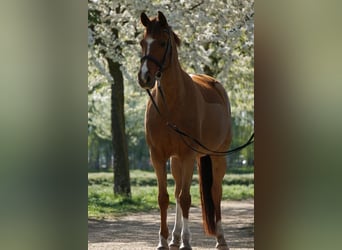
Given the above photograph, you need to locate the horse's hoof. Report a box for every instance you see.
[157,246,169,250]
[157,236,169,250]
[169,240,180,250]
[169,234,181,249]
[169,245,179,250]
[157,242,169,250]
[179,244,192,250]
[216,243,229,250]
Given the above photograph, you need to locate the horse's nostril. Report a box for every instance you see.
[146,75,151,83]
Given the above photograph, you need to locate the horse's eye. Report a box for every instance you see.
[140,40,144,46]
[160,41,166,47]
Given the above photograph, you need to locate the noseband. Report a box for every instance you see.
[140,29,172,76]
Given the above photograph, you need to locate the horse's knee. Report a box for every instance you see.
[158,192,169,209]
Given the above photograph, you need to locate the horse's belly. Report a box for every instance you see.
[200,106,231,150]
[145,105,231,155]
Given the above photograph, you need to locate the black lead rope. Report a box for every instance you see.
[146,89,162,116]
[166,120,254,156]
[146,88,254,156]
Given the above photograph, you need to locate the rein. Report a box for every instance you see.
[146,80,254,156]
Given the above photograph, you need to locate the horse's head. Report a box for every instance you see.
[138,11,180,89]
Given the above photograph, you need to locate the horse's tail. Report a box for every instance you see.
[198,155,216,235]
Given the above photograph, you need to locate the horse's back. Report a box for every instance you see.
[190,74,230,114]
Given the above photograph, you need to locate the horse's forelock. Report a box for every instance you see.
[144,22,181,47]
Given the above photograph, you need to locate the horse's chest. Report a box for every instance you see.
[145,118,185,152]
[146,120,173,144]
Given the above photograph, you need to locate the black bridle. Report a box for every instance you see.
[140,28,172,76]
[141,29,254,156]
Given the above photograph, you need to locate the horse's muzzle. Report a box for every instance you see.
[138,71,156,89]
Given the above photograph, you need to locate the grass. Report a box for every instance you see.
[88,169,254,218]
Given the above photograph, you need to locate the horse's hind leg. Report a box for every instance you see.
[151,150,170,250]
[211,156,229,250]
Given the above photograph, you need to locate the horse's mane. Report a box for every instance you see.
[148,17,181,47]
[171,29,181,47]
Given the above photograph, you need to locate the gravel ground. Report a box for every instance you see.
[88,200,254,250]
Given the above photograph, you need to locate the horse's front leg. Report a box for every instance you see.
[169,157,182,250]
[151,151,170,250]
[179,155,195,250]
[169,155,195,250]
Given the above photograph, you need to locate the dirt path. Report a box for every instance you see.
[88,200,254,250]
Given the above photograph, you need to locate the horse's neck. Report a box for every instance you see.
[158,63,188,108]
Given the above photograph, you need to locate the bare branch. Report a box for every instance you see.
[188,0,204,11]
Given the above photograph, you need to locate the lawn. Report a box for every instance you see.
[88,168,254,218]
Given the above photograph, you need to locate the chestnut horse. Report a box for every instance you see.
[138,11,232,250]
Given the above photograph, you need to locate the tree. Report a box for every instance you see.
[108,56,131,196]
[88,1,131,196]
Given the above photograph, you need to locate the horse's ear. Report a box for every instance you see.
[158,11,168,27]
[141,12,150,27]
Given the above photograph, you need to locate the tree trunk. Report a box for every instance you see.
[107,57,131,197]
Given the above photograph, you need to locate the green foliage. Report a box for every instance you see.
[88,170,254,217]
[229,165,254,174]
